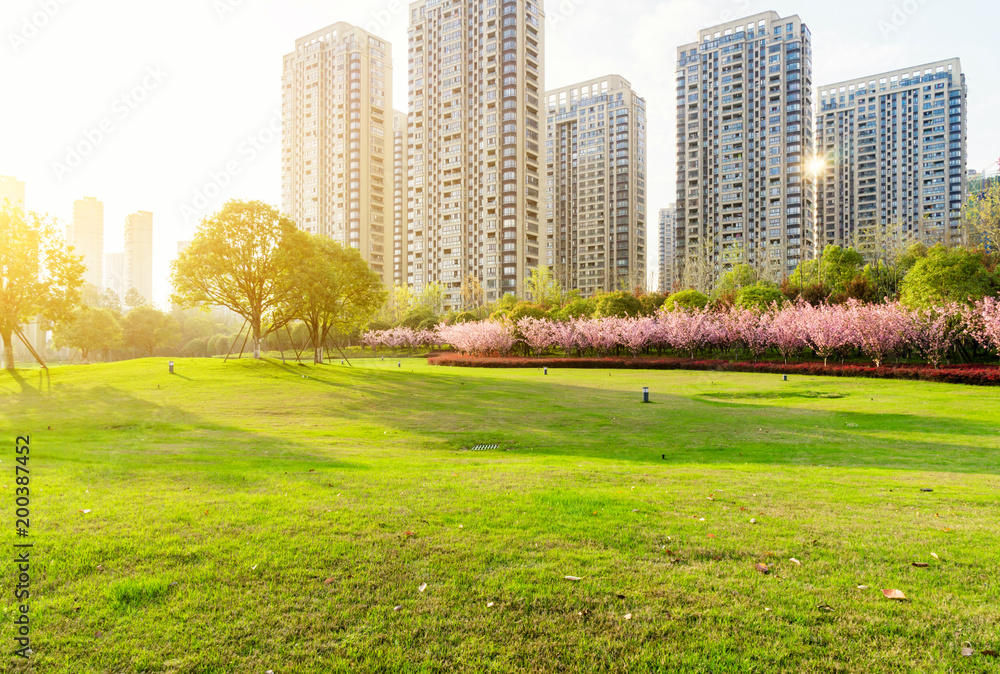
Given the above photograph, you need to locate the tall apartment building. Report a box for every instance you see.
[816,59,968,249]
[407,0,545,311]
[104,253,124,299]
[658,205,679,294]
[124,211,153,304]
[281,23,393,286]
[392,110,409,287]
[676,12,815,288]
[545,75,647,296]
[69,197,105,290]
[0,176,25,212]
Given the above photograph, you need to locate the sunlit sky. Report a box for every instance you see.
[3,0,998,305]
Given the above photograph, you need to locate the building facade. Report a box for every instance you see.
[124,211,153,305]
[676,11,815,288]
[392,110,409,288]
[281,23,393,286]
[68,197,105,290]
[658,205,679,294]
[545,75,647,296]
[0,176,25,212]
[816,59,967,249]
[407,0,545,311]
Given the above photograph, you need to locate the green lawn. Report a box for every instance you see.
[2,359,999,673]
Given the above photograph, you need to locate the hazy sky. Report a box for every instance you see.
[3,0,998,305]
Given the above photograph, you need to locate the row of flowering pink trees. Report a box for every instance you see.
[363,298,1000,368]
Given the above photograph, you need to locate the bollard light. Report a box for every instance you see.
[783,375,788,382]
[398,361,401,368]
[341,360,344,365]
[544,367,548,375]
[168,361,174,374]
[642,387,650,404]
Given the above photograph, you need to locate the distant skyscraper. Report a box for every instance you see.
[391,110,409,288]
[407,0,546,310]
[281,22,393,286]
[545,75,647,296]
[658,205,679,294]
[69,197,105,290]
[0,176,25,212]
[816,58,968,249]
[124,211,153,304]
[676,12,815,287]
[104,253,124,299]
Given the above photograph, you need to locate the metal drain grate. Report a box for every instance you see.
[470,444,499,451]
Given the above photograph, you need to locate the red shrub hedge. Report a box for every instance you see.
[427,354,1000,387]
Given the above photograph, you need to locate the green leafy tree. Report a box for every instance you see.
[416,282,445,315]
[122,306,181,357]
[712,264,759,299]
[124,286,148,310]
[899,245,999,308]
[99,288,123,315]
[0,203,85,369]
[170,200,300,359]
[524,266,562,309]
[664,289,709,312]
[555,298,596,321]
[735,284,784,311]
[53,307,122,362]
[595,291,642,318]
[790,245,863,294]
[283,233,387,364]
[964,181,1000,248]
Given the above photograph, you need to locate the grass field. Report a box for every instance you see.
[2,358,999,673]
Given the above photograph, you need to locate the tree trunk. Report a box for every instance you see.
[315,346,323,365]
[2,330,14,371]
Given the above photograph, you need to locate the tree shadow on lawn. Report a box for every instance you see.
[0,373,363,478]
[313,365,1000,476]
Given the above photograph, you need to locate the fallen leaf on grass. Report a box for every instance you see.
[755,563,770,574]
[251,565,258,571]
[882,589,906,600]
[418,583,427,593]
[80,509,92,514]
[857,585,869,590]
[623,613,632,620]
[789,558,802,566]
[912,562,930,568]
[817,604,835,612]
[487,602,495,608]
[981,650,998,657]
[393,605,401,611]
[323,578,335,585]
[750,518,757,524]
[930,553,940,560]
[961,644,975,657]
[564,576,583,582]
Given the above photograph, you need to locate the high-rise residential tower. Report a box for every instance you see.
[545,75,647,296]
[281,23,393,286]
[816,59,968,249]
[392,110,409,288]
[69,197,105,290]
[0,176,25,212]
[676,11,815,288]
[658,205,679,294]
[124,211,153,305]
[407,0,545,311]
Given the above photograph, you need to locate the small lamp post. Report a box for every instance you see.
[544,367,548,375]
[642,387,650,404]
[168,361,174,374]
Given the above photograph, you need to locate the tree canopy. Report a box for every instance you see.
[170,200,300,358]
[54,307,122,362]
[282,233,386,363]
[899,245,999,308]
[0,203,85,369]
[122,306,181,357]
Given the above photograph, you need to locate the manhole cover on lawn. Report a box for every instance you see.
[470,444,500,451]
